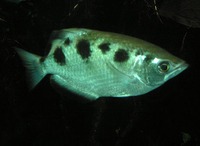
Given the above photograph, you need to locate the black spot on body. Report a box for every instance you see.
[76,39,91,59]
[53,47,66,65]
[64,38,70,46]
[39,57,46,63]
[98,43,110,54]
[114,49,129,62]
[135,50,143,56]
[144,55,153,64]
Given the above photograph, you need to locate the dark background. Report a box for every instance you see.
[0,0,199,145]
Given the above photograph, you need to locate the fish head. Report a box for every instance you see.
[132,48,188,88]
[145,57,188,86]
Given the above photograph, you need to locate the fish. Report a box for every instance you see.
[15,28,188,101]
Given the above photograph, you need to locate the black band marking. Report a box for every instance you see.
[53,47,66,65]
[98,43,110,54]
[144,54,153,64]
[76,39,91,59]
[114,49,129,62]
[64,38,70,46]
[39,57,46,63]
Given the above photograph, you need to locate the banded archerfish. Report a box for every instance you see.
[15,28,188,101]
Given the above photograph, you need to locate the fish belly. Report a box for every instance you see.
[49,64,138,100]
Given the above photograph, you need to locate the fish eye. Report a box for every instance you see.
[158,61,170,73]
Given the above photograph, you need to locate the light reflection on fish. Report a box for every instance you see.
[15,28,188,101]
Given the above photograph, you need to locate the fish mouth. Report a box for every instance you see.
[164,61,189,81]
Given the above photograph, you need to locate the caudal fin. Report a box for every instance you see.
[15,48,46,90]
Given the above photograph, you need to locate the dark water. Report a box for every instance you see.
[0,0,200,145]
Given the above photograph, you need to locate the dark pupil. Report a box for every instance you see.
[158,61,170,73]
[161,64,168,71]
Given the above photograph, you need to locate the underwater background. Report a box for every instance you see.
[0,0,200,145]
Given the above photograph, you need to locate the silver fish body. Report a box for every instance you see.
[16,28,188,101]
